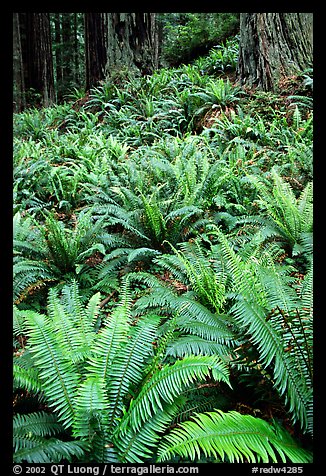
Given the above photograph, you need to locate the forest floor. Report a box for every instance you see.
[13,42,313,464]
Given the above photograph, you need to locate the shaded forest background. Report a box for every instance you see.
[13,13,240,111]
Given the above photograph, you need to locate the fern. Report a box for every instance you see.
[119,354,231,434]
[131,270,237,362]
[157,410,312,463]
[86,280,132,385]
[24,311,80,428]
[192,78,242,117]
[13,210,109,304]
[113,400,185,463]
[47,284,94,364]
[13,412,87,463]
[156,240,227,313]
[72,376,110,440]
[214,228,313,433]
[166,335,232,359]
[14,258,311,463]
[106,313,159,431]
[13,350,43,395]
[14,437,87,464]
[249,169,313,255]
[13,259,59,304]
[13,411,61,437]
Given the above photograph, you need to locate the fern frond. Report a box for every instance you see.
[157,410,312,463]
[25,312,80,428]
[297,181,313,229]
[252,170,313,250]
[175,299,235,341]
[59,281,96,345]
[216,228,312,431]
[298,262,313,313]
[13,412,63,441]
[121,355,231,434]
[13,260,58,304]
[85,291,102,327]
[114,399,185,463]
[13,212,46,259]
[166,335,232,359]
[13,306,30,336]
[47,287,92,364]
[86,280,132,386]
[157,241,227,313]
[13,437,87,464]
[106,314,159,431]
[72,376,109,440]
[165,205,203,222]
[127,247,161,263]
[13,351,43,394]
[139,190,167,245]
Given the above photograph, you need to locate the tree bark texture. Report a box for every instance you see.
[237,13,313,92]
[54,13,63,101]
[13,13,25,112]
[19,13,55,107]
[85,13,159,89]
[85,13,108,89]
[61,13,75,90]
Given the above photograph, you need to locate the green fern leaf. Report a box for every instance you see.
[72,376,109,440]
[13,353,43,395]
[121,355,230,434]
[166,335,232,359]
[106,314,159,431]
[86,280,132,385]
[25,312,80,428]
[114,399,185,463]
[216,228,312,431]
[14,437,87,464]
[157,410,312,463]
[13,412,63,441]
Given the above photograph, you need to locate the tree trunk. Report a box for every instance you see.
[62,13,74,91]
[53,13,63,102]
[13,13,25,112]
[84,13,107,89]
[237,13,313,92]
[20,13,55,107]
[73,13,79,85]
[85,13,159,89]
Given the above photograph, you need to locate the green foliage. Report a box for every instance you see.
[157,410,312,463]
[155,240,227,314]
[13,210,108,304]
[13,412,87,463]
[13,33,313,464]
[14,281,312,463]
[247,169,313,259]
[192,78,244,118]
[14,281,236,463]
[212,228,313,434]
[161,13,239,66]
[194,37,239,75]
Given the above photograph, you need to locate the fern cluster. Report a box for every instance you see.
[13,35,313,464]
[14,281,312,463]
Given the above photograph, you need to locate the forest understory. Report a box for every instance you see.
[13,36,313,465]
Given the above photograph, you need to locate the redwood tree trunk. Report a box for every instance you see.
[85,13,108,89]
[53,13,63,102]
[20,13,55,107]
[85,13,159,89]
[62,13,74,91]
[13,13,25,112]
[237,13,313,92]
